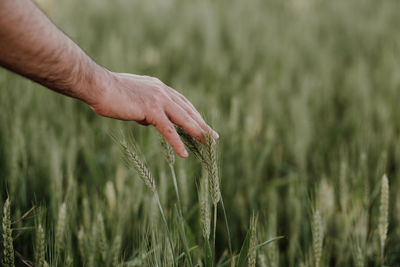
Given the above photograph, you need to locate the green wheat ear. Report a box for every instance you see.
[160,135,175,166]
[96,213,107,262]
[177,127,220,204]
[111,235,122,266]
[2,198,14,267]
[35,223,46,267]
[119,136,156,193]
[312,209,323,267]
[204,133,220,205]
[55,202,67,253]
[176,127,206,163]
[378,174,389,265]
[248,213,258,267]
[199,175,210,240]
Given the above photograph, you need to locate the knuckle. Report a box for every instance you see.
[166,125,175,136]
[148,92,167,108]
[153,87,169,100]
[146,114,158,125]
[146,97,161,110]
[152,88,163,97]
[161,123,176,137]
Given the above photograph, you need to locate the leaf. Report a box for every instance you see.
[255,236,284,249]
[177,246,199,261]
[204,237,214,267]
[220,198,232,255]
[237,228,251,267]
[175,206,194,267]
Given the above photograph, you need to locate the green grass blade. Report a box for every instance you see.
[220,197,232,255]
[237,228,251,267]
[204,236,214,267]
[175,206,194,267]
[255,236,284,249]
[177,246,198,261]
[154,192,176,267]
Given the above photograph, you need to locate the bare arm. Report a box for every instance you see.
[0,0,218,158]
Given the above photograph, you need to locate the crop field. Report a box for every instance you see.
[1,0,400,266]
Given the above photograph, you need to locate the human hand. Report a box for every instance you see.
[89,71,219,158]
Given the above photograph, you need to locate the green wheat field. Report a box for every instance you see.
[1,0,400,266]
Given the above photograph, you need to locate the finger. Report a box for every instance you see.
[172,95,218,139]
[167,88,219,139]
[152,112,188,158]
[165,102,207,144]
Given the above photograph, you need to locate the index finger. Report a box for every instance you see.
[152,112,188,158]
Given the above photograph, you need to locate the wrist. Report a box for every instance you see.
[75,61,112,107]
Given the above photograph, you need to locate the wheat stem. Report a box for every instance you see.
[55,202,67,254]
[2,198,14,267]
[312,209,323,267]
[212,203,217,255]
[248,213,258,267]
[154,192,176,266]
[378,174,389,266]
[200,175,211,240]
[35,223,46,267]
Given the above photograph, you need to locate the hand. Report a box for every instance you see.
[89,71,219,158]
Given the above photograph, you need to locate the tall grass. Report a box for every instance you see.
[1,0,400,265]
[2,198,14,267]
[378,174,389,266]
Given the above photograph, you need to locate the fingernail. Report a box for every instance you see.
[214,131,219,139]
[183,149,189,157]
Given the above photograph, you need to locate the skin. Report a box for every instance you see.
[0,0,218,158]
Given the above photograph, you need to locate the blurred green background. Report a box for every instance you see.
[1,0,400,265]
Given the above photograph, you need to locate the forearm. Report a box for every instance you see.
[0,0,218,158]
[0,0,106,105]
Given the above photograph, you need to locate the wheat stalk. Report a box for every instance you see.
[118,132,176,266]
[161,135,194,266]
[204,133,220,205]
[161,136,183,214]
[199,175,210,240]
[111,235,122,266]
[120,139,156,193]
[77,226,87,262]
[354,245,364,267]
[160,136,175,166]
[35,223,46,267]
[105,181,117,211]
[177,128,222,254]
[312,209,323,267]
[176,127,220,204]
[96,213,107,262]
[176,127,206,164]
[2,198,14,267]
[258,254,267,267]
[248,213,258,267]
[55,202,67,253]
[378,174,389,265]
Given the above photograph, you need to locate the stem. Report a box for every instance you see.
[154,192,176,267]
[169,164,183,216]
[213,204,217,256]
[220,197,232,255]
[168,164,194,267]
